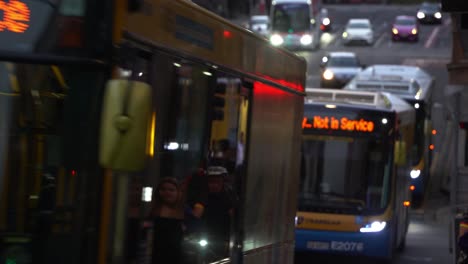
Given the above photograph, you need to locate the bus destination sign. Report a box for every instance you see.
[0,0,30,33]
[302,116,375,133]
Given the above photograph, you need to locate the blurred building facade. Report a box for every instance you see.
[443,1,468,231]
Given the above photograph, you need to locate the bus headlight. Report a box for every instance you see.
[360,221,386,233]
[410,169,421,179]
[300,34,313,45]
[270,34,284,46]
[323,70,334,80]
[434,12,442,19]
[342,31,348,38]
[199,239,208,247]
[417,12,425,19]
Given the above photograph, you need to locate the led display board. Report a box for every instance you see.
[302,116,375,132]
[0,0,54,53]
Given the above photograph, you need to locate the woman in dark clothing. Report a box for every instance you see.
[149,177,184,264]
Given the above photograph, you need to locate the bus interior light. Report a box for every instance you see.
[203,71,212,76]
[360,221,386,233]
[410,169,421,179]
[142,187,153,202]
[173,63,181,67]
[414,103,420,109]
[325,104,336,109]
[382,118,388,124]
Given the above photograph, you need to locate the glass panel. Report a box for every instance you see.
[328,56,359,67]
[0,62,105,264]
[272,4,310,32]
[127,52,251,264]
[298,135,392,215]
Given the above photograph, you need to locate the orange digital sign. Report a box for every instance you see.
[0,0,31,33]
[302,116,375,132]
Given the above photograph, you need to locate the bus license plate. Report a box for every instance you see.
[307,241,330,250]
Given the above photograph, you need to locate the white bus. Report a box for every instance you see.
[269,0,323,50]
[344,65,434,208]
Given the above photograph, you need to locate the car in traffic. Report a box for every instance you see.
[320,51,364,88]
[248,15,270,37]
[342,18,374,45]
[392,15,419,42]
[416,2,442,24]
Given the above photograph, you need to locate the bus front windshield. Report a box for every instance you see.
[272,3,311,32]
[298,135,392,215]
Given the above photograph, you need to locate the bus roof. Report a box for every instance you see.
[343,64,433,102]
[124,0,306,93]
[305,88,415,126]
[272,0,312,4]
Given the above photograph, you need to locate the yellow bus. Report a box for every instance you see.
[0,0,306,263]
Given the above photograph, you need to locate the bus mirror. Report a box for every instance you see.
[99,79,152,171]
[394,140,407,166]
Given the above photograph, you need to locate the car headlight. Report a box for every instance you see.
[270,34,284,46]
[412,28,418,35]
[392,28,398,35]
[300,34,313,45]
[322,17,330,26]
[417,12,425,19]
[342,31,348,38]
[410,169,421,179]
[360,221,386,233]
[323,70,334,80]
[434,12,442,19]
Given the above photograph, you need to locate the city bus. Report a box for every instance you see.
[295,89,415,262]
[269,0,322,50]
[343,65,434,208]
[0,0,307,264]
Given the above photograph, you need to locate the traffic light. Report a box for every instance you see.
[212,82,226,121]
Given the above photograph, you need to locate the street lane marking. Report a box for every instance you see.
[424,26,440,49]
[374,32,387,47]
